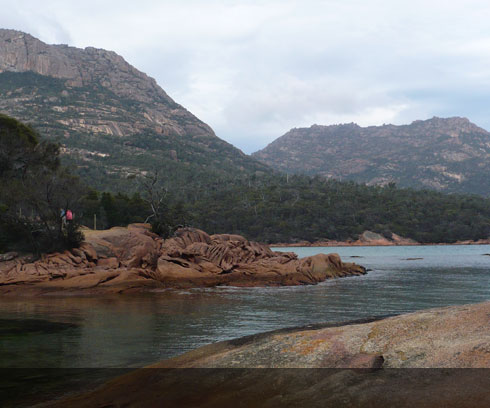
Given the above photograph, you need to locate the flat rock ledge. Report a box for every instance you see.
[0,224,365,295]
[48,301,490,408]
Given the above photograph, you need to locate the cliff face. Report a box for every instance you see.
[0,29,268,190]
[253,117,490,195]
[0,30,163,99]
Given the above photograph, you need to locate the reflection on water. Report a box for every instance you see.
[0,245,489,369]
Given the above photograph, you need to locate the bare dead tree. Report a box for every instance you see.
[141,169,168,224]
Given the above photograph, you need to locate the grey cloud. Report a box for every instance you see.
[2,0,490,153]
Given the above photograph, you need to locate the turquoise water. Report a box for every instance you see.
[0,245,489,369]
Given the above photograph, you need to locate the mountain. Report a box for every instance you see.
[0,29,269,191]
[253,117,490,195]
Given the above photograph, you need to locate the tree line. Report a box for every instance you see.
[77,172,490,244]
[182,175,490,243]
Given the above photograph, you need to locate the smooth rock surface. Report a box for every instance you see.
[47,301,490,407]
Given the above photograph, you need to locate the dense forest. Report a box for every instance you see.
[189,176,490,243]
[1,114,490,254]
[76,175,490,244]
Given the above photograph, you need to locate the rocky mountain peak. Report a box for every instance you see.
[0,29,268,190]
[253,117,490,195]
[0,28,173,105]
[410,116,484,135]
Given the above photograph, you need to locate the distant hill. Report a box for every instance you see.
[253,117,490,195]
[0,29,269,191]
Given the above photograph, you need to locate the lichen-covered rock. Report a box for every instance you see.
[157,301,490,369]
[46,302,490,408]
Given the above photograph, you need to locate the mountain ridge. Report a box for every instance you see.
[253,116,490,195]
[0,29,269,191]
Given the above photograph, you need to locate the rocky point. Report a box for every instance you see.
[0,224,366,295]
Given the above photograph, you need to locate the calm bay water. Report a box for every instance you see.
[1,245,490,369]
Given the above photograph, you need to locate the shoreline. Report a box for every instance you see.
[271,240,490,248]
[3,225,488,296]
[269,229,490,247]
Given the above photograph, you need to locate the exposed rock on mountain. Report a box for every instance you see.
[0,29,268,191]
[0,224,366,294]
[253,117,490,195]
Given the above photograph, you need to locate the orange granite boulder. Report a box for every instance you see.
[0,225,366,294]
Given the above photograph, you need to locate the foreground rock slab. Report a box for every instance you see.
[0,225,365,294]
[47,301,490,407]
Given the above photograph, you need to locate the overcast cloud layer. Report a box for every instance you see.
[1,0,490,152]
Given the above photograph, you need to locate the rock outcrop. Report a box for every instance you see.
[46,301,490,407]
[164,301,490,369]
[0,225,365,294]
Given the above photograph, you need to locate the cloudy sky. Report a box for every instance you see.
[2,0,490,152]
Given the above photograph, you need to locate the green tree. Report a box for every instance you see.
[0,115,85,254]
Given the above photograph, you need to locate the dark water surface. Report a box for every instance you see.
[1,245,490,369]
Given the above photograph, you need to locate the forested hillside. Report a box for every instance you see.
[77,174,490,244]
[183,175,490,243]
[2,113,489,249]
